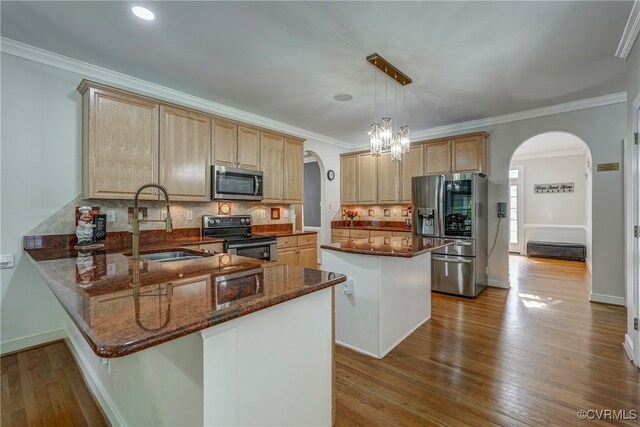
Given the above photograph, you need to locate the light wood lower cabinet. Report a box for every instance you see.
[277,234,317,268]
[159,106,211,201]
[331,228,412,241]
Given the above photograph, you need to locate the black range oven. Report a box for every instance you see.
[202,215,277,262]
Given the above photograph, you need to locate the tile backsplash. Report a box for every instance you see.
[28,195,294,236]
[336,205,413,222]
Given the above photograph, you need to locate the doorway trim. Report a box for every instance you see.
[303,150,325,265]
[508,164,524,254]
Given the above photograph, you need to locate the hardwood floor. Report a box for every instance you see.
[1,341,108,427]
[335,255,640,426]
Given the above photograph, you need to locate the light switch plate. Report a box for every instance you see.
[283,210,289,218]
[0,254,15,269]
[186,210,193,220]
[260,211,266,219]
[160,211,167,220]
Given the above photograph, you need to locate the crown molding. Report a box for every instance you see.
[616,0,640,59]
[0,37,351,149]
[351,91,627,150]
[511,148,588,162]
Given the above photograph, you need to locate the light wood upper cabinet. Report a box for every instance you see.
[340,155,358,204]
[401,145,425,203]
[212,119,238,168]
[283,138,303,203]
[261,132,285,202]
[424,140,452,175]
[159,105,211,201]
[79,82,159,200]
[377,152,399,203]
[237,126,261,170]
[452,135,486,173]
[358,154,378,204]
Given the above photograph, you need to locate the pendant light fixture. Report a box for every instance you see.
[367,53,412,162]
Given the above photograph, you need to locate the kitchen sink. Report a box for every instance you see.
[138,251,206,263]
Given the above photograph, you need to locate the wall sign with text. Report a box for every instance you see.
[534,183,574,194]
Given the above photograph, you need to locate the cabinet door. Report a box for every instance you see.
[159,106,211,201]
[424,140,452,175]
[298,246,317,269]
[261,132,284,202]
[237,126,261,170]
[212,119,238,168]
[85,87,159,199]
[358,154,378,204]
[340,156,358,204]
[277,248,297,266]
[401,145,425,203]
[283,138,304,203]
[452,135,485,173]
[377,152,399,203]
[370,230,393,238]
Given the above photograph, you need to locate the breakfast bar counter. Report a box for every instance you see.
[24,231,345,427]
[322,236,454,359]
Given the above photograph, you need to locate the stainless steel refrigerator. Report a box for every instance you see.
[412,173,488,297]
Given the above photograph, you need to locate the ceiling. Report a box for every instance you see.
[512,132,589,160]
[1,1,633,145]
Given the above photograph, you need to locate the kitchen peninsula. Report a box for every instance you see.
[322,236,453,358]
[24,234,345,426]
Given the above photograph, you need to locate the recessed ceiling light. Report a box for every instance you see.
[132,6,155,21]
[333,93,353,102]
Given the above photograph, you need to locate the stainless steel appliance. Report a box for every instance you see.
[212,165,263,201]
[202,215,277,261]
[412,173,488,297]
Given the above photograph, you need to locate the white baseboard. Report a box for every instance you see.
[65,327,126,427]
[487,279,510,289]
[334,340,380,359]
[589,293,625,306]
[0,329,66,355]
[623,333,634,363]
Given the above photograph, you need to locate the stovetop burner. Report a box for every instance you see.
[201,215,276,243]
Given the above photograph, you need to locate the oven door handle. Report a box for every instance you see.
[226,241,275,249]
[254,176,260,196]
[432,255,473,264]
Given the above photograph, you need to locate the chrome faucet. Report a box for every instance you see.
[131,183,172,259]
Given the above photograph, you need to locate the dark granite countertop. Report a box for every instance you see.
[25,236,345,358]
[321,236,454,258]
[332,225,412,232]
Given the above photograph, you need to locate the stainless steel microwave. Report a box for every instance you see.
[212,165,263,201]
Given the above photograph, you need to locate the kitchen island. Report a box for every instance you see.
[25,236,345,427]
[321,236,453,359]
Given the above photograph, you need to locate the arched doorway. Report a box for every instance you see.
[507,131,593,288]
[303,150,325,264]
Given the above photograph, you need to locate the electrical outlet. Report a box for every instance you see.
[283,210,289,218]
[497,202,507,218]
[186,210,193,220]
[160,211,167,220]
[343,280,354,295]
[393,210,399,216]
[0,255,15,269]
[106,210,116,223]
[260,210,266,219]
[107,263,117,276]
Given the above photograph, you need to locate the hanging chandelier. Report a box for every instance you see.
[367,53,411,162]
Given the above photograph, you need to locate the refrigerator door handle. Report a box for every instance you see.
[433,255,473,264]
[438,175,445,237]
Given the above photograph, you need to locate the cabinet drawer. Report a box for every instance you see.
[277,236,297,249]
[392,232,412,238]
[332,238,349,243]
[297,234,317,247]
[332,229,350,238]
[349,230,369,239]
[370,230,393,238]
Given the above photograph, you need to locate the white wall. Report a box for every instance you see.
[303,140,347,254]
[511,153,589,257]
[1,54,80,350]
